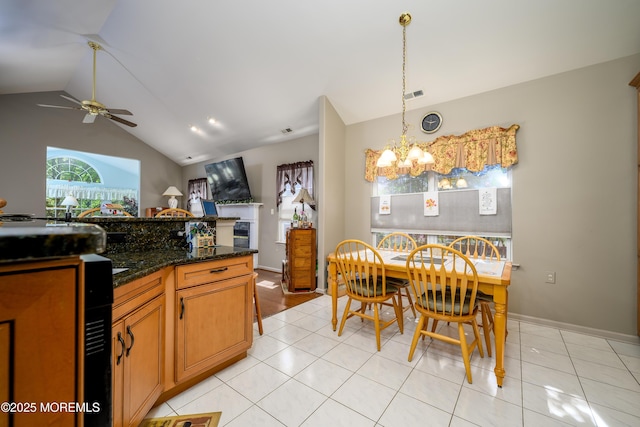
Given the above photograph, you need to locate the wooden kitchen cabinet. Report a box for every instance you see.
[112,271,165,427]
[174,256,253,383]
[284,228,316,292]
[0,257,83,427]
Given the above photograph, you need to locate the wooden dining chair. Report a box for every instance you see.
[154,208,194,217]
[334,239,403,351]
[376,232,417,318]
[449,236,502,356]
[406,244,484,383]
[77,207,133,217]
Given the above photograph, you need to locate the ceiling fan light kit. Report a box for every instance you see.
[37,41,137,128]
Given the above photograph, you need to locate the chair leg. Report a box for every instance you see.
[338,298,353,337]
[472,318,484,358]
[392,293,403,333]
[373,302,381,351]
[481,302,492,357]
[408,315,426,361]
[252,273,263,335]
[458,322,473,384]
[404,287,416,318]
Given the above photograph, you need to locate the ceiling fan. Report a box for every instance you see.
[37,41,137,127]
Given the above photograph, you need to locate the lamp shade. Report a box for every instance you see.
[60,194,78,207]
[292,188,315,205]
[162,186,183,197]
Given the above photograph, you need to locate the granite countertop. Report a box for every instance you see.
[0,223,106,262]
[107,246,258,288]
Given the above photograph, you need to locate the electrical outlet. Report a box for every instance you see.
[545,271,556,284]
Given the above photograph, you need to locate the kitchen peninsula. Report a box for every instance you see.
[76,215,258,427]
[1,216,257,427]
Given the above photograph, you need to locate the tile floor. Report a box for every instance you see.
[145,295,640,426]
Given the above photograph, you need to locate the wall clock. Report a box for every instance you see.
[421,111,443,134]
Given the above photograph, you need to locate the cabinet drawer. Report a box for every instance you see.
[113,270,164,322]
[293,246,312,257]
[293,234,312,244]
[293,257,312,268]
[176,256,252,289]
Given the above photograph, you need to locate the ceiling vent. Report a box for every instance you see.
[404,89,424,100]
[281,127,293,134]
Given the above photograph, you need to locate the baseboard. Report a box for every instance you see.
[256,265,280,273]
[510,312,640,344]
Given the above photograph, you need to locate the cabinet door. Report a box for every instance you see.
[112,321,125,427]
[0,260,81,427]
[113,295,165,427]
[175,275,252,382]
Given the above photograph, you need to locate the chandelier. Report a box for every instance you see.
[376,13,434,169]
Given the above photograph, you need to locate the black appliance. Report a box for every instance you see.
[204,156,252,202]
[233,221,250,248]
[81,254,114,427]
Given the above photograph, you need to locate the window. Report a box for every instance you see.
[276,161,315,242]
[372,164,513,260]
[46,147,140,218]
[277,183,316,242]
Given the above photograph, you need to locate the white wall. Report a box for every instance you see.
[341,54,640,336]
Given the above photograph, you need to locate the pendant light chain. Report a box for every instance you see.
[401,20,408,137]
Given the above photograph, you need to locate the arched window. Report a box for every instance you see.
[46,148,139,218]
[47,157,102,183]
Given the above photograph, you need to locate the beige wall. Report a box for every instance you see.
[182,134,319,271]
[317,96,346,290]
[342,54,640,336]
[0,91,182,215]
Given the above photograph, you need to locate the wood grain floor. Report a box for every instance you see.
[254,268,322,319]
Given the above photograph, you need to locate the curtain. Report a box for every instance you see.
[46,182,137,200]
[276,160,315,209]
[187,178,209,213]
[364,124,519,182]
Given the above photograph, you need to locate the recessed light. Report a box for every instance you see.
[190,125,199,132]
[208,117,217,125]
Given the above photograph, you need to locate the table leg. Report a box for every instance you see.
[329,261,338,331]
[493,288,508,387]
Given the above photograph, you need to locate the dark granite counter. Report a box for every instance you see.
[0,223,106,262]
[107,246,257,288]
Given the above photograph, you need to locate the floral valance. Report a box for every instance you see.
[364,124,520,182]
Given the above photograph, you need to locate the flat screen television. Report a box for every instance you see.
[204,157,253,203]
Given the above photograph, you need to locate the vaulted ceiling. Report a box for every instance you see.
[1,0,639,165]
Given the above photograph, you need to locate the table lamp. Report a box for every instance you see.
[60,193,78,221]
[292,188,315,227]
[163,186,183,209]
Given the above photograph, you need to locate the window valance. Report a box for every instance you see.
[276,160,315,209]
[364,124,519,182]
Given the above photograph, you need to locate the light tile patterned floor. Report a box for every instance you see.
[145,295,640,426]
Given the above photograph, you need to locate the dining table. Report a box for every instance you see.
[326,249,513,387]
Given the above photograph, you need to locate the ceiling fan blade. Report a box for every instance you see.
[60,94,83,106]
[106,108,133,116]
[106,114,137,128]
[83,113,97,124]
[37,103,81,111]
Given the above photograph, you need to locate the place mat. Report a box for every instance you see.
[256,279,279,289]
[139,412,221,427]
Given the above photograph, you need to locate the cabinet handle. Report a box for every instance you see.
[180,297,185,320]
[116,332,125,365]
[125,325,135,356]
[209,267,228,273]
